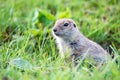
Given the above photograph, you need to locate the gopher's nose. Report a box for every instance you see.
[53,28,57,32]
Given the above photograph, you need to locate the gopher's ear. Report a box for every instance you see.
[73,24,76,28]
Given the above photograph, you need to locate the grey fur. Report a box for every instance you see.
[52,18,110,65]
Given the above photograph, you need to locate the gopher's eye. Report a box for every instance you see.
[63,23,69,26]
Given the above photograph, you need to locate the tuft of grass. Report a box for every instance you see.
[0,0,120,80]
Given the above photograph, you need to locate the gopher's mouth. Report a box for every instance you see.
[54,33,60,36]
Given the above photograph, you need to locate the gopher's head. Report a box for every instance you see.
[52,18,78,38]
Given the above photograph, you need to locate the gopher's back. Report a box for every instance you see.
[67,35,109,63]
[85,39,109,63]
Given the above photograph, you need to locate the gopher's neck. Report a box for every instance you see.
[63,31,87,44]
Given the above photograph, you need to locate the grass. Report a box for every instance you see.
[0,0,120,80]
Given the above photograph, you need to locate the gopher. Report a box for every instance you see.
[52,18,109,65]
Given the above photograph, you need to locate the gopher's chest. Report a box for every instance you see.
[61,42,72,56]
[57,39,72,58]
[58,41,83,57]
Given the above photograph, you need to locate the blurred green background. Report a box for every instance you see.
[0,0,120,80]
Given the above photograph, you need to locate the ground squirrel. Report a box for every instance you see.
[52,18,109,65]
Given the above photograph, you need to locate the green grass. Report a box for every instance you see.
[0,0,120,80]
